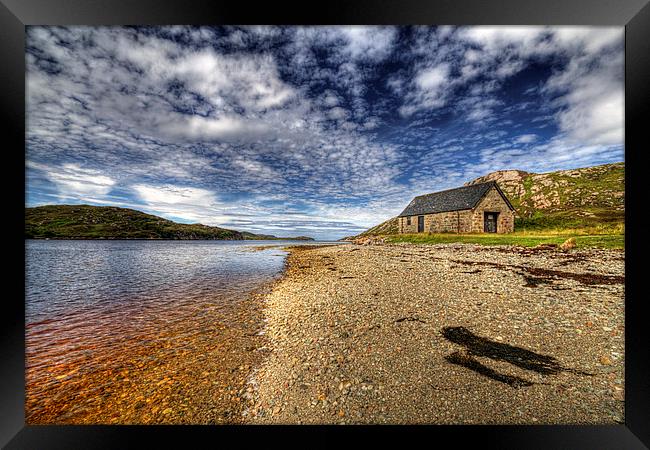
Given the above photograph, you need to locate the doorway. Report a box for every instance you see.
[484,212,498,233]
[417,215,425,232]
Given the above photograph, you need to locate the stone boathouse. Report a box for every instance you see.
[398,181,515,234]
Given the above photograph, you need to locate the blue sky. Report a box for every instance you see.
[26,26,624,240]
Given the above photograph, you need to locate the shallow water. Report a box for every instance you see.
[25,239,336,423]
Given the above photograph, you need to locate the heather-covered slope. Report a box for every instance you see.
[465,162,624,231]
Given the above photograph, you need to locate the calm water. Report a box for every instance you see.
[25,239,337,423]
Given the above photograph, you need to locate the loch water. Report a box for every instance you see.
[25,239,334,423]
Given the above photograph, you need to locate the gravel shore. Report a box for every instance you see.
[245,243,624,424]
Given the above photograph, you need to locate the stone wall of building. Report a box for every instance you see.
[399,210,473,233]
[470,187,515,233]
[398,215,417,233]
[426,210,473,233]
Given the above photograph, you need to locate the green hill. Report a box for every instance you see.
[349,162,624,239]
[465,162,624,232]
[25,205,313,240]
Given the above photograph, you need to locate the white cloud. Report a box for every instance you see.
[132,184,216,207]
[131,183,236,225]
[399,63,451,116]
[231,158,281,180]
[163,115,273,142]
[321,91,341,107]
[313,199,407,229]
[545,46,623,146]
[115,38,297,115]
[415,64,450,91]
[30,162,116,197]
[362,117,380,130]
[555,82,624,146]
[552,27,623,54]
[467,108,491,121]
[515,134,538,144]
[337,26,397,61]
[328,107,349,121]
[459,26,546,55]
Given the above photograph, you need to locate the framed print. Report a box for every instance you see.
[2,0,649,448]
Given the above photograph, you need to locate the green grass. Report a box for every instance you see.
[514,209,624,232]
[384,232,624,249]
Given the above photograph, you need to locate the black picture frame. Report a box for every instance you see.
[2,1,648,448]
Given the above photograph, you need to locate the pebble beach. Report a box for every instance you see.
[244,243,625,424]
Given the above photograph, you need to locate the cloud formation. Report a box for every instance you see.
[26,26,624,239]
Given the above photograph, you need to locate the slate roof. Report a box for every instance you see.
[398,181,514,217]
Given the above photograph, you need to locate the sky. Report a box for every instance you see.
[25,26,624,240]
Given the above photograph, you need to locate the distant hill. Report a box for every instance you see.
[25,205,314,241]
[348,162,624,238]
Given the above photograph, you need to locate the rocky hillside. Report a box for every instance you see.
[350,162,624,238]
[342,217,399,241]
[25,205,314,240]
[465,162,624,230]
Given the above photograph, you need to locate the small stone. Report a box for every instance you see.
[600,355,613,366]
[338,409,345,417]
[560,238,576,251]
[613,387,624,401]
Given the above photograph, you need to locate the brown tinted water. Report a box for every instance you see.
[25,239,308,424]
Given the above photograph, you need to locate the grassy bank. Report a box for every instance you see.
[384,231,624,249]
[514,209,624,233]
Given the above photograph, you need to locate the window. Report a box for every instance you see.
[406,216,411,225]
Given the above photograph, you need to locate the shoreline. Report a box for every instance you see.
[245,243,624,424]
